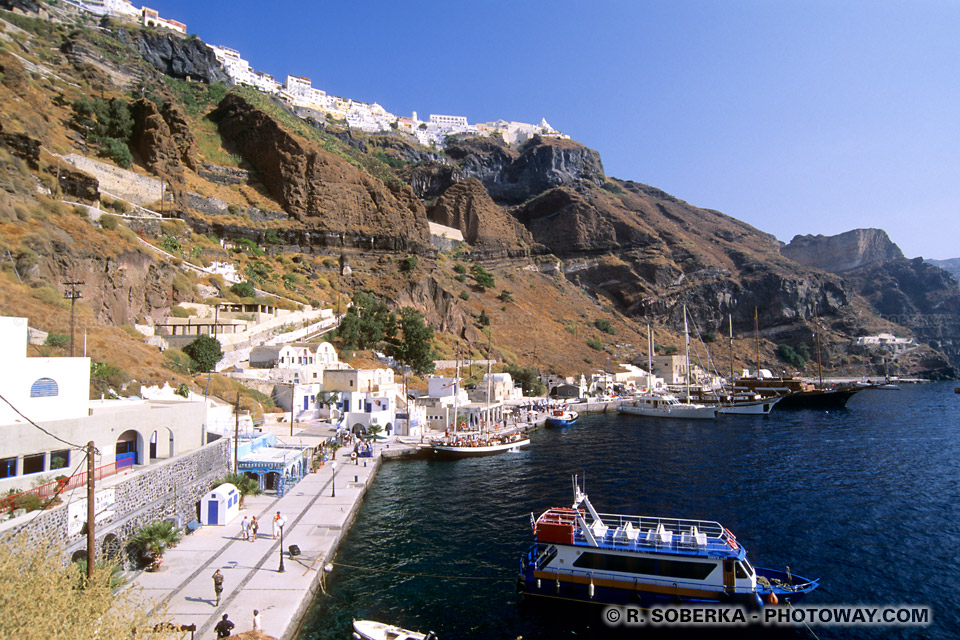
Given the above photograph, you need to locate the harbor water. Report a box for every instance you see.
[299,382,958,639]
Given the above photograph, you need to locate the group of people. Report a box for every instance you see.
[238,511,286,542]
[212,570,263,637]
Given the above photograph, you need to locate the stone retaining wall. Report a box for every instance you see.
[2,439,231,562]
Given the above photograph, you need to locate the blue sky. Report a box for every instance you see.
[153,0,958,259]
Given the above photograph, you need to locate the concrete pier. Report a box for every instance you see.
[129,440,422,640]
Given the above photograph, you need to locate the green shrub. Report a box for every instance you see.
[776,344,806,369]
[399,255,418,272]
[593,318,616,334]
[100,213,119,230]
[170,305,193,318]
[586,338,604,351]
[44,333,69,348]
[162,348,193,374]
[96,137,132,168]
[498,289,513,303]
[453,262,467,275]
[230,281,256,298]
[159,236,182,254]
[702,332,717,343]
[171,273,193,298]
[459,291,470,301]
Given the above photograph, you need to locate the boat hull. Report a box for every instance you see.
[519,557,815,609]
[545,417,578,428]
[774,388,860,409]
[715,398,781,415]
[423,438,530,458]
[618,405,717,419]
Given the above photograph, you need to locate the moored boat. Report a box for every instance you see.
[422,431,530,458]
[618,391,717,420]
[519,479,819,608]
[352,619,437,640]
[545,409,579,427]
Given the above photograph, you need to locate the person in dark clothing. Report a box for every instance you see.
[214,613,235,638]
[212,569,224,606]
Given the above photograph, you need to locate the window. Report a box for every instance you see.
[573,552,716,581]
[0,457,16,478]
[30,377,59,398]
[23,453,45,475]
[50,449,70,470]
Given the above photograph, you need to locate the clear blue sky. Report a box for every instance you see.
[154,0,959,259]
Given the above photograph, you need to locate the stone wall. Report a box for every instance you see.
[2,439,231,562]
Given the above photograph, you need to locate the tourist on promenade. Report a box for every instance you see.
[250,516,259,541]
[252,609,262,632]
[272,512,284,539]
[212,569,224,606]
[214,613,235,638]
[240,515,249,541]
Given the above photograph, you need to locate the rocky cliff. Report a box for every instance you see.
[427,178,534,254]
[406,136,605,204]
[117,28,228,85]
[213,93,431,251]
[781,228,904,272]
[130,99,198,190]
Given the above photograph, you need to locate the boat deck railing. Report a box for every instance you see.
[569,510,739,557]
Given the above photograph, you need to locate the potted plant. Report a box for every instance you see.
[128,521,182,571]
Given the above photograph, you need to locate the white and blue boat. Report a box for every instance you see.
[544,409,579,428]
[519,479,818,608]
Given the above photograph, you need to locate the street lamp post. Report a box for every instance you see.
[331,461,338,498]
[277,523,285,573]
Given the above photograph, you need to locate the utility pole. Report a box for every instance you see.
[289,382,295,437]
[233,393,240,474]
[64,282,84,357]
[86,441,95,580]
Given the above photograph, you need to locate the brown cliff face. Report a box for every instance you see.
[130,99,198,190]
[427,178,534,253]
[781,229,904,272]
[214,93,430,250]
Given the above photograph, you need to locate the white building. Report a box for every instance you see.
[141,6,186,34]
[323,368,399,436]
[209,45,281,94]
[0,317,206,493]
[75,0,140,18]
[852,333,915,353]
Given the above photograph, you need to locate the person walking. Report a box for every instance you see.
[250,516,258,541]
[272,511,283,540]
[212,569,224,606]
[214,613,235,638]
[240,515,249,541]
[252,609,262,633]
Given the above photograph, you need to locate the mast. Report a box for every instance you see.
[683,305,691,403]
[728,313,734,381]
[452,343,460,434]
[814,304,823,388]
[647,324,654,390]
[754,307,761,378]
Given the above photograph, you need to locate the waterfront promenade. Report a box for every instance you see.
[129,440,410,640]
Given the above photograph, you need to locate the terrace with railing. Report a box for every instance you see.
[0,455,134,515]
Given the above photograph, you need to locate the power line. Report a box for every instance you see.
[0,392,92,453]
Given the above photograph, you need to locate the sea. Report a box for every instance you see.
[298,382,958,640]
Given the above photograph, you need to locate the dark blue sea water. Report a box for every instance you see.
[299,382,959,640]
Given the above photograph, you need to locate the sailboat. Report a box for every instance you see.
[618,312,717,420]
[422,347,530,457]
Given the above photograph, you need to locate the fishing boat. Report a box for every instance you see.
[519,478,819,608]
[422,430,530,458]
[352,619,437,640]
[618,391,717,419]
[545,409,580,427]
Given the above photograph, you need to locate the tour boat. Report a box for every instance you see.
[618,391,717,420]
[519,479,819,608]
[352,620,437,640]
[545,409,580,427]
[422,431,530,458]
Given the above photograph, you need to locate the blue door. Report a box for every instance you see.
[207,500,219,525]
[304,395,309,411]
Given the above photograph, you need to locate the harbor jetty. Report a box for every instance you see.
[130,438,420,640]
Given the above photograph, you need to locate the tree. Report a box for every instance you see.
[183,335,223,373]
[230,281,256,298]
[0,536,171,640]
[214,472,262,508]
[471,264,495,290]
[337,291,396,351]
[505,364,547,396]
[389,308,435,375]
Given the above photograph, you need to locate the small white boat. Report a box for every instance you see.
[618,391,717,419]
[352,620,437,640]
